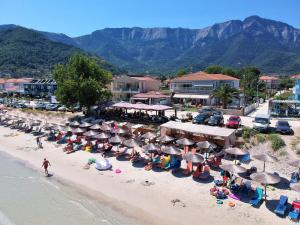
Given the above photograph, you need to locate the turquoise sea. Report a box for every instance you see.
[0,151,139,225]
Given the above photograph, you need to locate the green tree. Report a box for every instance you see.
[279,77,295,90]
[176,69,187,77]
[205,65,223,74]
[212,84,239,109]
[221,67,236,77]
[237,67,261,104]
[53,54,112,114]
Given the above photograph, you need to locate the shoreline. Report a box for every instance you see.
[0,125,297,225]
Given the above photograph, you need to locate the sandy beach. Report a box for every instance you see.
[0,120,299,225]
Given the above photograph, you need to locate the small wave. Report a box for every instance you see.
[68,200,95,217]
[40,179,60,190]
[0,209,16,225]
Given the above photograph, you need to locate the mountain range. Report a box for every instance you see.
[1,15,300,77]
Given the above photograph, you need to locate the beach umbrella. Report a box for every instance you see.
[111,127,127,134]
[176,138,194,146]
[90,124,102,130]
[109,135,122,144]
[219,164,247,174]
[161,146,182,155]
[65,126,73,132]
[197,141,217,150]
[70,121,80,127]
[290,183,300,193]
[79,122,92,128]
[142,132,157,140]
[142,143,159,153]
[183,152,205,164]
[250,172,281,201]
[224,147,248,156]
[289,160,300,174]
[101,123,112,132]
[253,154,278,172]
[84,130,99,137]
[123,139,139,148]
[72,127,86,133]
[158,135,174,143]
[94,133,111,140]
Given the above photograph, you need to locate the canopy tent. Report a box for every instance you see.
[160,121,236,148]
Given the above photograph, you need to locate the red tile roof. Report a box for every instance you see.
[171,71,239,82]
[132,91,168,99]
[131,76,159,82]
[259,75,279,81]
[5,78,31,83]
[292,74,300,79]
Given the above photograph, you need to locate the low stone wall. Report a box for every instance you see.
[217,108,244,116]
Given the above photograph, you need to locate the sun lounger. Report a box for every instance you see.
[274,195,288,216]
[57,135,68,144]
[290,172,299,184]
[240,153,250,163]
[289,201,300,221]
[240,180,252,196]
[249,187,264,206]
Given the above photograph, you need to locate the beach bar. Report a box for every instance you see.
[160,121,236,148]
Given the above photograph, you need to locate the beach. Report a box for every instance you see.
[0,124,298,225]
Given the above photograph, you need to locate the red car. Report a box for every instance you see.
[226,116,241,129]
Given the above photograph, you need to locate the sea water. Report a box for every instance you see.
[0,151,139,225]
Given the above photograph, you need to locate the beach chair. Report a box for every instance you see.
[240,153,250,163]
[57,135,68,144]
[240,180,252,196]
[290,172,299,184]
[245,166,257,179]
[289,201,300,221]
[182,161,193,175]
[249,187,263,206]
[274,195,288,216]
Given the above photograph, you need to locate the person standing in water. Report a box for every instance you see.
[42,158,51,176]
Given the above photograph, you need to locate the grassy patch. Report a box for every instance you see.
[268,134,286,151]
[279,150,288,157]
[256,133,267,143]
[242,127,258,142]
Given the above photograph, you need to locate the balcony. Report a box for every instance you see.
[112,88,140,94]
[170,88,211,95]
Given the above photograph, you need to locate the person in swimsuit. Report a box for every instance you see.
[42,158,51,175]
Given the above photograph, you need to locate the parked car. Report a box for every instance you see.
[207,115,224,126]
[226,116,241,129]
[58,106,67,112]
[253,114,271,133]
[275,120,293,135]
[192,113,210,124]
[35,102,47,110]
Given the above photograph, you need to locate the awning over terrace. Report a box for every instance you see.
[173,94,210,99]
[112,102,173,111]
[160,121,236,147]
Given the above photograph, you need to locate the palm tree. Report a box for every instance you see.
[212,84,239,109]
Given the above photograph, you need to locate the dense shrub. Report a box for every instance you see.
[256,134,267,143]
[242,127,258,141]
[268,134,286,151]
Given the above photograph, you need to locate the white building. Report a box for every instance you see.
[111,75,160,101]
[170,71,240,106]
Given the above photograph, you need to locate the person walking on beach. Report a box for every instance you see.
[42,158,51,176]
[36,136,43,149]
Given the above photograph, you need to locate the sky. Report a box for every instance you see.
[0,0,300,37]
